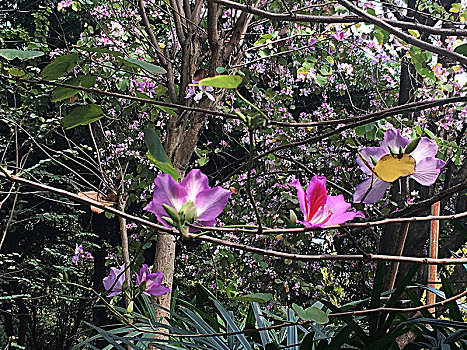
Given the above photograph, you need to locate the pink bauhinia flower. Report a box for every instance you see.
[102,264,126,297]
[353,129,446,204]
[136,264,170,296]
[290,176,364,228]
[144,169,231,229]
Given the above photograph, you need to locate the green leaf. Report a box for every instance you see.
[441,274,463,322]
[315,73,328,87]
[450,3,461,12]
[454,43,467,56]
[299,332,315,350]
[233,293,273,303]
[77,46,123,57]
[62,104,104,129]
[41,53,79,80]
[0,49,44,60]
[51,75,97,102]
[122,58,166,74]
[373,31,384,45]
[407,29,420,38]
[155,105,178,117]
[405,137,421,154]
[199,75,243,88]
[144,128,169,163]
[424,129,435,139]
[292,304,329,324]
[369,263,385,339]
[144,128,179,181]
[8,67,26,77]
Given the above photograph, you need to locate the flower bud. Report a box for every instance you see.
[162,204,180,224]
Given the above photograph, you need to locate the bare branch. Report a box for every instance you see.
[212,0,467,36]
[2,172,467,265]
[337,0,467,65]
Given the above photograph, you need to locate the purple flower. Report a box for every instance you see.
[353,129,446,203]
[289,176,364,227]
[103,264,126,297]
[331,31,345,41]
[136,264,170,296]
[185,81,215,103]
[144,169,231,229]
[72,243,93,265]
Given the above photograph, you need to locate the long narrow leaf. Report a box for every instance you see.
[286,309,298,350]
[441,274,464,322]
[181,308,230,350]
[369,263,385,339]
[211,299,253,350]
[381,263,421,331]
[252,302,272,348]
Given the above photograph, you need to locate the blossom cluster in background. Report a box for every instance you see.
[72,244,93,265]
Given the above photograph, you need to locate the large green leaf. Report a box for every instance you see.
[455,43,467,56]
[199,75,243,88]
[233,293,273,303]
[62,104,104,129]
[41,53,79,80]
[314,73,328,87]
[144,128,179,181]
[123,58,166,74]
[292,303,329,324]
[0,49,44,60]
[77,46,123,57]
[51,75,97,102]
[155,105,178,117]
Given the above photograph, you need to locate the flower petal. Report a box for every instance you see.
[381,129,409,152]
[142,272,170,296]
[103,264,126,297]
[195,187,231,221]
[409,137,438,162]
[356,147,387,175]
[298,220,314,228]
[353,177,390,204]
[144,174,188,227]
[145,284,171,296]
[325,210,365,226]
[326,194,350,215]
[180,169,210,203]
[324,195,364,226]
[194,91,203,102]
[289,179,307,220]
[305,176,327,221]
[410,157,445,186]
[137,264,150,286]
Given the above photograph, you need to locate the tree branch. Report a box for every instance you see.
[212,0,467,36]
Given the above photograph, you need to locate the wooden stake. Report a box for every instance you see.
[428,201,440,313]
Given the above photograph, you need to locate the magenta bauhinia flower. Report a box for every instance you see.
[144,169,231,229]
[290,176,364,227]
[353,129,446,204]
[136,264,170,296]
[103,264,126,297]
